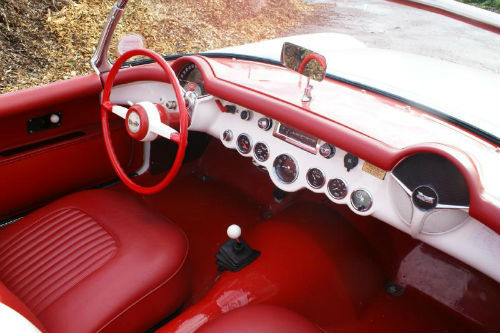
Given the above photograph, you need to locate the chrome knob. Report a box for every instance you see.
[257,117,272,131]
[319,143,336,159]
[240,110,252,121]
[222,130,233,142]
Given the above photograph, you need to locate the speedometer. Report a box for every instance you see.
[178,63,206,96]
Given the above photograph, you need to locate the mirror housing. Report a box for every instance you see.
[280,42,327,81]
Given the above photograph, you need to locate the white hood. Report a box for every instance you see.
[209,33,500,141]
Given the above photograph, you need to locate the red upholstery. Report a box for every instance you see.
[0,281,46,332]
[195,304,324,333]
[0,189,189,333]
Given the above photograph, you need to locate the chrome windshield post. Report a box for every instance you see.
[90,0,129,75]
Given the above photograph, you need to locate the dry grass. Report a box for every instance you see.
[1,0,319,94]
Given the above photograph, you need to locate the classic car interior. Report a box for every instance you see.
[1,3,500,332]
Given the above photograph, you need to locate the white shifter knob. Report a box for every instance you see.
[227,224,241,240]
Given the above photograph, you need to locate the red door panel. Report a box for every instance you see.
[0,75,135,218]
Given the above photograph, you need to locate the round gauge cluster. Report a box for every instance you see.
[254,142,269,162]
[273,154,298,184]
[178,63,206,96]
[220,115,373,214]
[351,189,373,212]
[306,168,325,189]
[327,178,348,200]
[237,134,252,154]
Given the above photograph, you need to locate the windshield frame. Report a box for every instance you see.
[92,0,500,147]
[124,51,500,147]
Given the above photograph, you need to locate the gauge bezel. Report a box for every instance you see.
[327,177,349,200]
[236,133,252,155]
[178,62,207,96]
[306,167,326,189]
[350,189,374,212]
[254,142,270,162]
[273,154,299,184]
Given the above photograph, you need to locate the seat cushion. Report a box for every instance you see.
[195,304,323,333]
[0,189,189,333]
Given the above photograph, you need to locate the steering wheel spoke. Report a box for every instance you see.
[100,48,189,195]
[111,105,128,119]
[150,121,180,142]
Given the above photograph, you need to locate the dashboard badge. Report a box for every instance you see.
[362,162,386,180]
[412,185,438,211]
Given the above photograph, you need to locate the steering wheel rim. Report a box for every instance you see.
[101,48,189,195]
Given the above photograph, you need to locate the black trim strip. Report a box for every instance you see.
[123,53,500,146]
[0,132,85,157]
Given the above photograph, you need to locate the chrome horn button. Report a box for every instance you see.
[127,111,141,133]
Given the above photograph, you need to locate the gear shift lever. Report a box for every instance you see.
[216,224,260,272]
[227,224,241,242]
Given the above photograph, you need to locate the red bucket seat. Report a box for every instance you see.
[195,304,324,333]
[0,189,189,333]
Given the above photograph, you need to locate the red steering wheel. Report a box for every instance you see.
[101,48,188,195]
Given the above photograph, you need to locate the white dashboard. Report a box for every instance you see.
[109,80,500,283]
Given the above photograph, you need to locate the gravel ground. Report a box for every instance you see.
[1,0,499,94]
[291,0,500,73]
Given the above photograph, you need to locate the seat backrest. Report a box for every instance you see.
[0,281,45,332]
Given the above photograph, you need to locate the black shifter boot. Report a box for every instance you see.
[216,238,260,272]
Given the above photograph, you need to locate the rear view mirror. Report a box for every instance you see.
[280,42,327,81]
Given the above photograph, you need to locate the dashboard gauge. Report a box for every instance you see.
[344,153,359,172]
[254,142,269,162]
[273,154,298,184]
[178,63,206,96]
[351,189,373,212]
[328,178,348,200]
[237,134,252,154]
[306,168,325,189]
[319,143,336,159]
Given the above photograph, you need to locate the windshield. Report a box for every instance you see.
[108,0,500,73]
[108,0,500,142]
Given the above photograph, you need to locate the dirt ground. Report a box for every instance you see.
[0,0,319,94]
[1,0,499,94]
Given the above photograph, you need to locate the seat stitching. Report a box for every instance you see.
[4,222,103,289]
[21,236,115,308]
[17,232,112,302]
[31,245,117,314]
[0,209,79,258]
[1,214,92,279]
